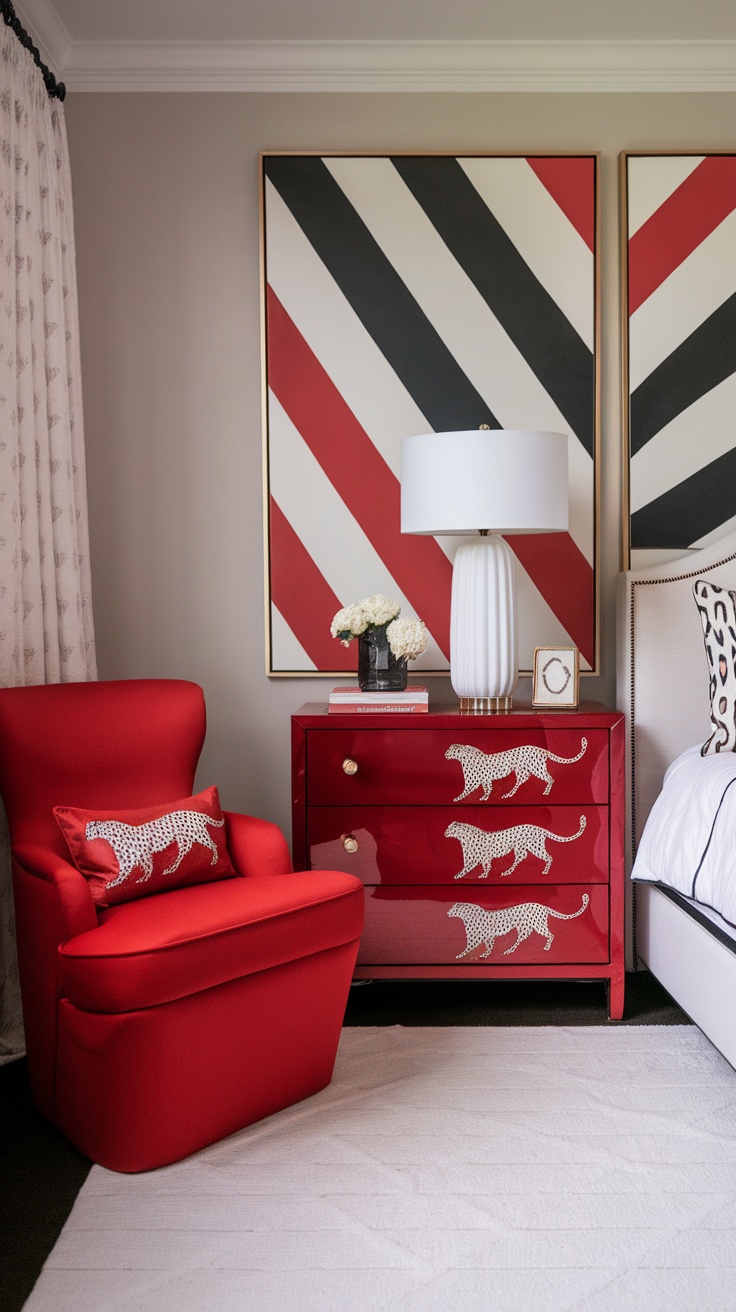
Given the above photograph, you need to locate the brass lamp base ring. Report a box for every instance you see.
[459,695,513,714]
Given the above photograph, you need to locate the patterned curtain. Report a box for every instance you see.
[0,23,96,1061]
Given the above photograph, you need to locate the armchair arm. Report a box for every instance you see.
[223,811,293,878]
[10,845,99,1118]
[12,844,98,940]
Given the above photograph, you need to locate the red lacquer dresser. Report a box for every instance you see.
[291,702,625,1020]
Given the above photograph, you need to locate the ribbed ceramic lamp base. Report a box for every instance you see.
[450,535,519,708]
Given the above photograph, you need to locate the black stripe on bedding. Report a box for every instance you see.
[651,884,736,955]
[690,774,736,900]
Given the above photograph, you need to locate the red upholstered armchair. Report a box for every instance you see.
[0,679,363,1172]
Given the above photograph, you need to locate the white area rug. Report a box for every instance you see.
[24,1025,736,1312]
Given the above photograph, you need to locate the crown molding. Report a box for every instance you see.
[13,0,71,77]
[10,11,736,94]
[59,39,736,93]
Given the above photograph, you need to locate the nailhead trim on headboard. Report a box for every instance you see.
[626,550,736,972]
[628,550,736,855]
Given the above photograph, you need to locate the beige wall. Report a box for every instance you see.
[64,91,736,843]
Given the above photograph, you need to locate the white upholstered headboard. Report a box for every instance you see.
[616,529,736,868]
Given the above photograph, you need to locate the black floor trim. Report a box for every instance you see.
[0,1058,92,1312]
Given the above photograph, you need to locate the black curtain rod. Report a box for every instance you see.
[1,0,65,100]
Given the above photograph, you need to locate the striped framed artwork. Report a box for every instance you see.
[262,152,600,676]
[622,152,736,568]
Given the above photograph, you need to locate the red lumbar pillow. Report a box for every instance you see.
[54,785,237,908]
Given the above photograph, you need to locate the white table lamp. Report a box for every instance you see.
[401,429,569,712]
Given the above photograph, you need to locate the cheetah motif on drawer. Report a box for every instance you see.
[448,894,590,957]
[445,815,587,880]
[445,738,587,801]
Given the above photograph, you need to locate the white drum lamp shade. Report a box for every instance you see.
[400,430,569,711]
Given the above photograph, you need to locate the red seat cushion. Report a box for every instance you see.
[59,870,364,1013]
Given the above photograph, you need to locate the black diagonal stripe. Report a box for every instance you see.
[391,155,596,457]
[264,155,499,432]
[630,293,736,456]
[631,446,736,549]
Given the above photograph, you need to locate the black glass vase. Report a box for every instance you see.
[357,627,408,692]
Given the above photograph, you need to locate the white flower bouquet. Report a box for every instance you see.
[330,593,428,661]
[330,593,400,645]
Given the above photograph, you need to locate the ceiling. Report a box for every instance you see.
[14,0,736,92]
[20,0,736,44]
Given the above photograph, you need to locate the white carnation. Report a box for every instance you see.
[330,603,369,642]
[361,594,401,627]
[386,617,428,661]
[331,594,418,648]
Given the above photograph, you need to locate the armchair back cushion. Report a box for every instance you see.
[0,679,205,858]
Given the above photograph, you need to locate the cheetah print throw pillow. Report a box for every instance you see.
[693,579,736,755]
[54,785,237,908]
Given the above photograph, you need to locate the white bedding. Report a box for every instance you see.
[632,743,736,929]
[672,889,736,946]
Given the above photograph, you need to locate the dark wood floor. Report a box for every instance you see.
[343,970,690,1027]
[1,972,690,1312]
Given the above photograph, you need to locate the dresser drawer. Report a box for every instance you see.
[357,884,608,965]
[306,728,608,806]
[309,805,609,886]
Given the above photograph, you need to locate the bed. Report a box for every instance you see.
[617,527,736,1067]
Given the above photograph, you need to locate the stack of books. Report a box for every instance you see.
[328,685,429,714]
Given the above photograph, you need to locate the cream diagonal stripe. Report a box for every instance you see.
[515,558,580,661]
[265,179,431,481]
[458,156,594,350]
[626,154,704,238]
[268,393,447,671]
[270,606,316,673]
[323,156,593,563]
[629,208,736,391]
[629,371,736,515]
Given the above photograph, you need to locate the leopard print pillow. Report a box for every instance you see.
[54,785,237,907]
[693,579,736,755]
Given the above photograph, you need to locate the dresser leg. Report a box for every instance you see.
[606,973,625,1022]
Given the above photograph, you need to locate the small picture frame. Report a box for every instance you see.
[532,646,580,708]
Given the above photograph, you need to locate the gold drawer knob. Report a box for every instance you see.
[342,757,359,775]
[342,834,359,854]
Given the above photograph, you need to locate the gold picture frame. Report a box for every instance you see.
[532,646,580,708]
[260,150,601,677]
[620,151,736,570]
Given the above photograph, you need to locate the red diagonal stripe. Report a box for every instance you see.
[267,286,452,659]
[269,496,353,671]
[268,289,595,671]
[629,155,736,315]
[527,157,596,252]
[510,532,595,667]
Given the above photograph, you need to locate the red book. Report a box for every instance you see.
[327,700,429,714]
[329,684,428,704]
